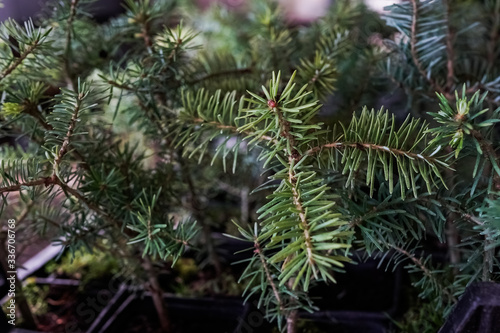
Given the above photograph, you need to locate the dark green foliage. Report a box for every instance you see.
[229,222,316,331]
[127,190,199,263]
[0,1,499,332]
[318,108,448,197]
[0,19,54,85]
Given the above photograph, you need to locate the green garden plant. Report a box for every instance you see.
[0,0,499,332]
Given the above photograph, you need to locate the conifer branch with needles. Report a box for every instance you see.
[1,1,499,332]
[53,92,82,167]
[409,0,445,97]
[0,20,52,83]
[391,245,457,305]
[0,43,39,82]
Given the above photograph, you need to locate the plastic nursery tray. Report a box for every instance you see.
[438,282,500,333]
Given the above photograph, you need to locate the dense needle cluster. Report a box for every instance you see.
[0,0,499,332]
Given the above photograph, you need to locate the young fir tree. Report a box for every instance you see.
[0,0,498,332]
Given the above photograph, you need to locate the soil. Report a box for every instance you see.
[30,276,116,333]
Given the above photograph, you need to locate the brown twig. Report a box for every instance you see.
[107,79,162,94]
[166,38,183,62]
[54,177,122,229]
[0,177,52,195]
[53,93,83,167]
[483,238,494,281]
[391,245,457,303]
[461,213,484,226]
[286,279,298,333]
[140,22,153,50]
[13,105,89,170]
[64,0,80,90]
[24,105,52,131]
[107,80,136,92]
[305,141,443,166]
[0,175,122,232]
[191,117,278,145]
[0,42,40,82]
[254,238,284,313]
[143,257,170,332]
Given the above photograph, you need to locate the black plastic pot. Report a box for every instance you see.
[215,233,403,331]
[438,282,500,333]
[88,287,394,333]
[299,255,403,333]
[307,255,403,314]
[0,275,123,333]
[36,276,123,333]
[89,289,255,333]
[90,255,402,333]
[0,305,11,332]
[301,311,388,333]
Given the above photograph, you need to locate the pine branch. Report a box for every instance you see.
[182,51,254,93]
[307,141,443,165]
[140,20,153,49]
[429,88,500,177]
[311,108,449,198]
[230,222,315,331]
[55,176,122,229]
[45,81,107,169]
[385,0,452,99]
[477,197,500,282]
[14,102,89,169]
[298,52,337,100]
[124,0,164,52]
[0,173,121,231]
[191,117,277,145]
[0,42,40,83]
[53,92,83,167]
[243,72,351,290]
[0,19,52,83]
[409,0,446,97]
[287,166,315,277]
[23,105,52,131]
[127,189,198,262]
[0,177,52,194]
[106,79,136,92]
[271,100,318,279]
[172,89,278,172]
[391,245,457,304]
[158,23,199,63]
[254,236,284,314]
